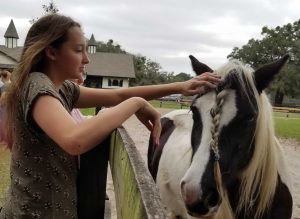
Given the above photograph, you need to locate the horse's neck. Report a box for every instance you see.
[274,138,293,192]
[217,138,293,219]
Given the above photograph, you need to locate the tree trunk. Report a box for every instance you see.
[274,89,284,106]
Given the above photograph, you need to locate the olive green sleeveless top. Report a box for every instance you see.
[0,72,80,219]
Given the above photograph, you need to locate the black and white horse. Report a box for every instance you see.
[148,55,293,219]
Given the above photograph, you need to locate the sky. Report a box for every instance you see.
[0,0,299,75]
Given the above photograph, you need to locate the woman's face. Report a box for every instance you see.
[51,26,90,81]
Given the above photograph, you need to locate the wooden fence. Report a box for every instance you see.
[273,106,300,113]
[157,99,300,113]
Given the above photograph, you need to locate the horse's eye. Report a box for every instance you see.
[247,116,255,122]
[241,114,255,123]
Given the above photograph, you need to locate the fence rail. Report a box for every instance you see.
[156,99,300,113]
[273,106,300,113]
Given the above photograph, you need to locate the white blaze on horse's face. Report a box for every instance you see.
[180,89,237,216]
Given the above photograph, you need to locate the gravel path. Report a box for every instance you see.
[106,108,300,218]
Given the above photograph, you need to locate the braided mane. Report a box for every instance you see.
[212,60,280,219]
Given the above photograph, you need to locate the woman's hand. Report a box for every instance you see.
[180,72,221,96]
[135,100,161,145]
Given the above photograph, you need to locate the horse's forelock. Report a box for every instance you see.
[210,59,280,218]
[219,60,280,218]
[216,59,259,109]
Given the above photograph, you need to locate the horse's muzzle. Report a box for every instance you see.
[182,182,221,218]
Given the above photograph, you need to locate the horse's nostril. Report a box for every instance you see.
[180,181,188,203]
[185,190,221,218]
[180,181,186,190]
[186,200,209,216]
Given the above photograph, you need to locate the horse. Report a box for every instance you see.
[148,55,293,219]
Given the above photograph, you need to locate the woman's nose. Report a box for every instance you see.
[83,52,90,64]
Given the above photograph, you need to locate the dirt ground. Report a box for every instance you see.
[107,108,300,219]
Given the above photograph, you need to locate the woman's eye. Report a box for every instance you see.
[75,46,84,52]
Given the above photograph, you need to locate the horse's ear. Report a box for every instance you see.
[254,54,290,92]
[189,55,213,75]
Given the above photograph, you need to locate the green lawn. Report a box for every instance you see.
[80,108,96,116]
[149,100,189,109]
[274,112,300,140]
[0,149,10,206]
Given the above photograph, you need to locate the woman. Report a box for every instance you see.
[70,77,91,124]
[0,14,220,218]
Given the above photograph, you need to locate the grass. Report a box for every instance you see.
[80,108,96,116]
[149,100,189,109]
[274,112,300,140]
[0,148,10,206]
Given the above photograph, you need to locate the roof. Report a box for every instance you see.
[0,45,22,61]
[0,50,18,68]
[88,34,98,46]
[86,52,136,78]
[4,19,19,39]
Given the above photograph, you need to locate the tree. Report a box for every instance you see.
[131,55,193,86]
[228,19,300,105]
[42,0,59,14]
[131,55,168,86]
[29,0,59,24]
[173,72,192,82]
[96,39,127,54]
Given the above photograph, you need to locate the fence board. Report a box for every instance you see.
[109,127,167,219]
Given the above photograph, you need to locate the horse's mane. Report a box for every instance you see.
[214,59,281,219]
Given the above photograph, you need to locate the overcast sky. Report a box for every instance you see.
[0,0,299,74]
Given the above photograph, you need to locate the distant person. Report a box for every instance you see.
[0,73,4,90]
[0,70,11,101]
[0,71,4,146]
[0,14,220,218]
[70,77,91,124]
[0,70,11,146]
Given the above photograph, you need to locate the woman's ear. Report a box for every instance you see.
[45,46,57,61]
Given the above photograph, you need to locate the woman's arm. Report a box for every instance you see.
[76,72,221,108]
[32,95,161,155]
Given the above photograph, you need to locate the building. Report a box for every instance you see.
[0,19,22,70]
[0,19,135,89]
[85,34,135,88]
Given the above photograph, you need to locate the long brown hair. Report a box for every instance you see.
[5,14,81,149]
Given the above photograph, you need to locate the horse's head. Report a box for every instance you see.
[180,55,289,217]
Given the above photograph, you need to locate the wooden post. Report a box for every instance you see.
[77,137,110,219]
[77,104,109,219]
